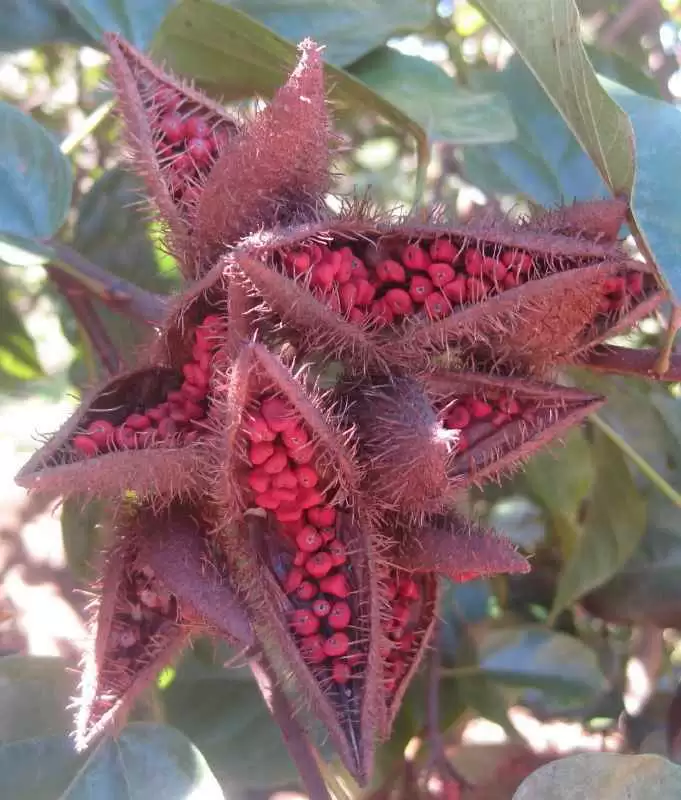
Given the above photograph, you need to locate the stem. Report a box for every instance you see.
[591,413,681,509]
[585,345,681,382]
[49,269,122,376]
[654,304,681,376]
[249,655,331,800]
[47,240,168,326]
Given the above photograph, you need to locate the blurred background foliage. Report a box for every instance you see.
[4,0,681,798]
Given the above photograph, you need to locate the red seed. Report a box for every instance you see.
[294,550,308,567]
[464,248,484,276]
[284,567,304,593]
[187,137,212,165]
[291,609,320,636]
[392,604,411,629]
[276,503,303,523]
[272,488,297,504]
[273,469,298,490]
[396,632,415,651]
[429,238,458,262]
[328,541,347,566]
[424,292,450,320]
[349,308,367,324]
[86,419,114,447]
[603,276,626,295]
[402,244,430,271]
[466,276,488,301]
[319,572,349,598]
[288,442,315,464]
[306,551,333,578]
[328,601,351,630]
[498,396,521,416]
[261,396,297,433]
[146,405,168,423]
[370,298,395,326]
[332,660,352,685]
[384,288,414,316]
[503,273,520,290]
[456,432,468,452]
[73,434,99,457]
[352,278,376,306]
[627,272,644,295]
[263,448,289,475]
[250,441,275,466]
[184,400,204,420]
[445,405,470,429]
[294,466,318,488]
[598,296,613,314]
[300,634,326,664]
[320,527,336,544]
[296,580,318,601]
[160,113,185,143]
[255,491,280,510]
[323,632,350,658]
[310,262,336,292]
[282,425,309,450]
[376,259,406,284]
[125,413,150,431]
[185,116,211,139]
[428,262,456,288]
[339,281,358,313]
[183,362,209,387]
[468,397,493,418]
[296,527,323,553]
[157,418,178,438]
[248,469,270,493]
[501,250,533,273]
[154,87,180,111]
[307,506,336,528]
[409,275,434,302]
[169,407,190,424]
[244,415,276,443]
[398,577,420,600]
[298,488,325,510]
[346,254,369,280]
[312,597,331,617]
[492,411,511,427]
[288,250,311,274]
[383,579,398,602]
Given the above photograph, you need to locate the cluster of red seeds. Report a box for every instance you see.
[380,568,425,695]
[244,395,360,686]
[281,238,646,327]
[92,562,176,720]
[71,316,222,458]
[151,86,229,208]
[440,391,532,454]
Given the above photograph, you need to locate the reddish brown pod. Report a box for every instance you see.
[16,313,227,503]
[233,203,662,375]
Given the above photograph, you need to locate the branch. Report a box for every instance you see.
[249,655,331,800]
[47,240,168,326]
[49,269,121,377]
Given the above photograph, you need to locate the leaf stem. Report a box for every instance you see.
[47,240,168,325]
[250,655,332,800]
[590,413,681,508]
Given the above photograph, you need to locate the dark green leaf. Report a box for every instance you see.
[550,427,647,619]
[587,46,661,99]
[0,101,72,240]
[602,78,681,299]
[348,47,516,145]
[152,0,428,179]
[478,627,607,702]
[584,498,681,628]
[221,0,431,67]
[474,0,634,194]
[462,57,607,206]
[513,753,681,799]
[0,275,44,387]
[68,0,175,50]
[0,0,91,51]
[61,497,104,580]
[162,651,300,790]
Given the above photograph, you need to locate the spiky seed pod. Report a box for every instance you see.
[348,376,451,516]
[232,203,662,374]
[420,371,605,490]
[394,512,530,583]
[104,34,239,277]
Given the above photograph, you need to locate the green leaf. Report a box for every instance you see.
[0,275,44,387]
[348,47,516,145]
[220,0,431,67]
[70,168,176,356]
[0,656,224,799]
[0,0,91,51]
[162,651,300,791]
[478,627,608,702]
[584,498,681,628]
[602,78,681,298]
[550,427,647,620]
[68,0,175,50]
[473,0,634,194]
[0,100,72,240]
[152,0,428,190]
[513,753,681,799]
[462,58,607,206]
[61,497,103,580]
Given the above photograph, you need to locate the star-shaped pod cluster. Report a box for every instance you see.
[16,34,674,787]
